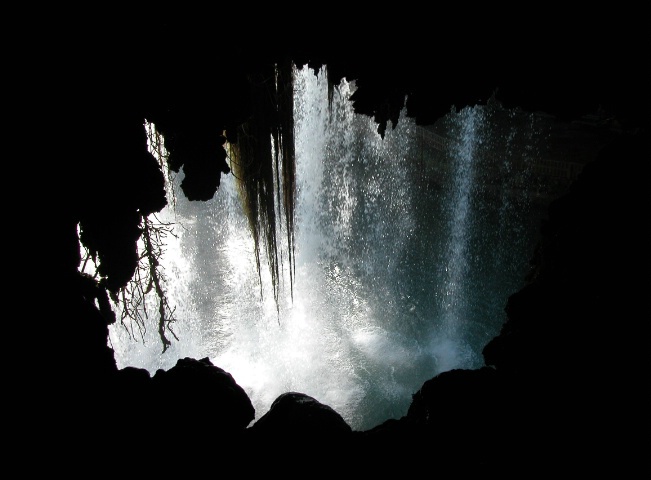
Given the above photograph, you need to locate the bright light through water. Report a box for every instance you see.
[99,65,550,431]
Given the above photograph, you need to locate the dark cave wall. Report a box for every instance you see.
[36,17,649,470]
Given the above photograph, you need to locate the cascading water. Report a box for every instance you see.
[108,65,553,431]
[429,106,482,371]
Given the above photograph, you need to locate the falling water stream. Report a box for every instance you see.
[108,66,555,431]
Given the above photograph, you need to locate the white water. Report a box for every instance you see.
[107,66,548,431]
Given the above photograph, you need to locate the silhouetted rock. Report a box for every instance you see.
[244,391,355,467]
[151,357,255,436]
[248,391,352,439]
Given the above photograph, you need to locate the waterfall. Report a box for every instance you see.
[429,106,482,371]
[107,66,551,432]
